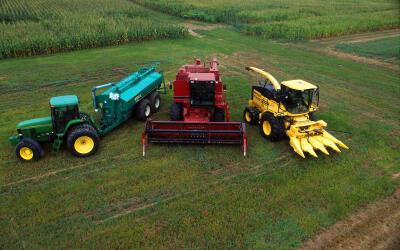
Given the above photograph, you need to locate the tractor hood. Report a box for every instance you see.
[16,116,52,129]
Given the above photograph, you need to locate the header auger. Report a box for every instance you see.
[244,66,348,158]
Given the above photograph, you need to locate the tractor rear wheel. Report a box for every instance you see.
[259,113,285,141]
[136,99,152,121]
[171,102,182,121]
[15,138,43,162]
[243,107,259,124]
[214,108,225,122]
[67,124,99,157]
[148,91,161,113]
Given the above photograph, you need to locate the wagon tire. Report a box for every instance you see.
[148,91,161,113]
[67,124,99,157]
[136,99,152,121]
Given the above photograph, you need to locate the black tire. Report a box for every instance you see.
[243,106,259,124]
[15,138,42,162]
[67,124,100,157]
[214,108,225,122]
[135,99,152,121]
[259,112,285,141]
[171,102,182,121]
[148,91,161,113]
[309,112,317,121]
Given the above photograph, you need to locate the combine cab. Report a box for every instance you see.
[243,66,348,158]
[142,58,247,156]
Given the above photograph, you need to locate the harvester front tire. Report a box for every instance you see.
[16,138,42,162]
[243,107,259,124]
[136,99,152,121]
[214,108,225,122]
[171,102,182,121]
[259,113,285,141]
[149,92,161,113]
[309,112,317,121]
[67,124,99,157]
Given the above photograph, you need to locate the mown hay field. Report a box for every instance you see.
[135,0,399,39]
[0,0,187,59]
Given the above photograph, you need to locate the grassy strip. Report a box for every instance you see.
[335,37,400,63]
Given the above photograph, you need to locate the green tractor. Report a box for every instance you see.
[9,95,100,162]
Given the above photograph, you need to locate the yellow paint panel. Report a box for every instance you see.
[281,80,317,90]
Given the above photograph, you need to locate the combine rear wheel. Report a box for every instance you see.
[136,99,152,121]
[67,124,99,157]
[148,91,161,113]
[171,102,182,121]
[259,113,285,141]
[243,107,259,124]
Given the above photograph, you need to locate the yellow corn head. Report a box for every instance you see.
[243,66,348,158]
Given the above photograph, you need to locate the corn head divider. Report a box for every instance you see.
[142,119,247,156]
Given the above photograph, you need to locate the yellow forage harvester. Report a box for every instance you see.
[243,66,349,158]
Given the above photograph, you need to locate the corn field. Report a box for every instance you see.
[0,0,188,59]
[135,0,400,40]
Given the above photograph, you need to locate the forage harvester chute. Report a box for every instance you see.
[243,66,348,158]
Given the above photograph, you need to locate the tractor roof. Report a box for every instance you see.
[281,80,317,91]
[50,95,79,107]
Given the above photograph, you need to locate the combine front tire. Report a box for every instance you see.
[259,113,285,141]
[243,107,259,124]
[67,124,99,157]
[136,99,152,121]
[171,102,182,121]
[148,92,161,113]
[16,138,43,162]
[214,108,225,122]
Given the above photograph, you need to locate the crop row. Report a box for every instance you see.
[0,0,188,59]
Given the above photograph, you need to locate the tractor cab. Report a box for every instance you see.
[50,95,80,133]
[280,80,319,115]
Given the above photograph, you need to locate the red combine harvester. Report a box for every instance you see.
[142,58,247,156]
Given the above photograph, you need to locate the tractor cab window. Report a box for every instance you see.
[51,105,79,133]
[282,87,313,114]
[311,87,319,108]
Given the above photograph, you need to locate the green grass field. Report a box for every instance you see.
[0,0,187,59]
[136,0,400,39]
[335,36,400,63]
[0,26,399,248]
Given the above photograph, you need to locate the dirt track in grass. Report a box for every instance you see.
[286,29,400,72]
[300,186,400,250]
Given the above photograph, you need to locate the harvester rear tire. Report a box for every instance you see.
[171,102,182,121]
[136,99,152,121]
[149,91,161,113]
[259,113,285,141]
[243,107,259,124]
[67,124,99,157]
[16,138,42,162]
[214,108,225,122]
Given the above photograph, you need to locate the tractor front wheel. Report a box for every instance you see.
[136,99,152,121]
[15,138,42,162]
[67,124,99,157]
[259,113,285,141]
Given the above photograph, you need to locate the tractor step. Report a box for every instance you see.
[142,119,247,156]
[52,137,63,154]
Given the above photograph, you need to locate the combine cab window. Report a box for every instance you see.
[52,105,79,133]
[190,81,215,107]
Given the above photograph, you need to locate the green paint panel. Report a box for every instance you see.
[16,116,52,129]
[50,95,79,107]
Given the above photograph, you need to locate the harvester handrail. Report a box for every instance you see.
[245,66,281,91]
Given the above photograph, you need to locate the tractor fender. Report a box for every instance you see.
[62,120,88,137]
[21,137,45,157]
